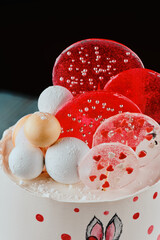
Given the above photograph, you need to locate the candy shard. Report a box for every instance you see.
[104,68,160,123]
[78,142,139,190]
[93,112,160,167]
[53,39,144,96]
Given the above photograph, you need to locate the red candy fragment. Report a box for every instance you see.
[93,112,160,167]
[78,142,139,190]
[104,68,160,123]
[55,91,141,147]
[53,39,144,96]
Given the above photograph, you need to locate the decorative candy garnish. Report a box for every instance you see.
[78,142,138,190]
[93,113,160,166]
[104,68,160,123]
[52,39,144,96]
[45,137,89,184]
[12,114,31,146]
[55,91,141,147]
[9,144,44,180]
[38,86,73,115]
[24,112,61,148]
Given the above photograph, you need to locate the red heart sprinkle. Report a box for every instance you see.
[146,126,154,133]
[99,174,107,180]
[145,134,153,141]
[97,163,104,170]
[126,167,134,174]
[106,165,114,171]
[89,175,97,182]
[93,155,101,161]
[119,152,127,159]
[102,181,110,188]
[138,150,147,158]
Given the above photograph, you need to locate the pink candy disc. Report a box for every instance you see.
[104,68,160,123]
[52,39,144,96]
[55,91,141,148]
[78,142,139,190]
[93,113,160,167]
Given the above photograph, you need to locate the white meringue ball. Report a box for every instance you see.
[38,86,73,114]
[9,144,44,180]
[14,126,31,146]
[45,137,90,184]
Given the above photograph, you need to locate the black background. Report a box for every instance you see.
[0,2,160,97]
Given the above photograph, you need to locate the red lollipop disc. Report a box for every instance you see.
[52,39,144,96]
[55,91,141,148]
[104,68,160,123]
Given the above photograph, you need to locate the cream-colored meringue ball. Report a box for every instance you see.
[38,86,73,114]
[45,137,90,184]
[9,144,44,180]
[24,112,61,148]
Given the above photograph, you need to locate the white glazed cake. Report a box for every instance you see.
[1,39,160,240]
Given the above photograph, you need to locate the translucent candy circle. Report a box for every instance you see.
[78,142,139,190]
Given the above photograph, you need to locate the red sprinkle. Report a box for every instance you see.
[133,212,140,220]
[119,152,127,159]
[36,214,44,222]
[93,155,101,161]
[97,163,104,170]
[106,165,114,172]
[137,118,145,127]
[102,181,110,188]
[138,150,147,158]
[145,134,153,141]
[101,129,109,138]
[146,126,154,133]
[126,167,134,174]
[89,175,97,182]
[99,174,107,180]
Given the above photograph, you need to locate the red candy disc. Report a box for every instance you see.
[104,68,160,123]
[55,91,141,147]
[93,113,160,166]
[78,142,139,190]
[52,39,144,96]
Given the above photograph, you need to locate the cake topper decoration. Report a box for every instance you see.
[24,112,61,148]
[78,142,138,190]
[52,39,144,96]
[104,68,160,123]
[93,112,160,167]
[55,91,141,148]
[38,85,73,115]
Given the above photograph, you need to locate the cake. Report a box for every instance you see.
[0,39,160,240]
